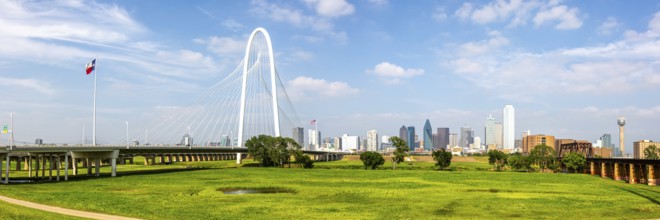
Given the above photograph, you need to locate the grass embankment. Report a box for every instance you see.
[0,156,658,219]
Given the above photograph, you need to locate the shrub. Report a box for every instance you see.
[360,152,385,170]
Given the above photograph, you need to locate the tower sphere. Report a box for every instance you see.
[617,117,625,126]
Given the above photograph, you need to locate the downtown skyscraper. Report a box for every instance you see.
[503,105,515,149]
[484,114,496,146]
[423,119,433,151]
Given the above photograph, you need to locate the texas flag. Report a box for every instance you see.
[85,59,96,75]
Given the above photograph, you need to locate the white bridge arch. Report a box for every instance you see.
[119,27,302,147]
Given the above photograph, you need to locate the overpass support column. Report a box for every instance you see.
[601,162,608,178]
[590,162,596,175]
[28,155,32,178]
[648,165,657,186]
[236,153,242,164]
[64,152,69,181]
[1,154,5,184]
[629,164,637,184]
[614,163,621,181]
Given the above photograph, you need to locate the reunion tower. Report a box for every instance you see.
[617,117,625,157]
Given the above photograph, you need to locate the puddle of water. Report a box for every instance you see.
[219,187,296,195]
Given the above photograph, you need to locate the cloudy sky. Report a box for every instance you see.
[1,0,659,153]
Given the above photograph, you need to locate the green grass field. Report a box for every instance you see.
[0,157,658,219]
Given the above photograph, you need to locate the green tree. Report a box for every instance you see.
[644,145,659,159]
[562,152,586,173]
[299,155,314,168]
[360,151,385,170]
[508,153,532,172]
[432,149,452,170]
[529,144,557,172]
[245,135,274,167]
[246,135,301,168]
[488,150,508,171]
[389,136,409,170]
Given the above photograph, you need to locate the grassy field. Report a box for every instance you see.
[0,157,658,219]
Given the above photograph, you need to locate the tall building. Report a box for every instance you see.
[460,126,474,148]
[522,134,555,154]
[381,135,390,151]
[435,128,450,149]
[503,105,515,149]
[449,133,458,148]
[309,129,321,150]
[399,126,408,143]
[367,130,378,152]
[342,134,359,151]
[633,140,660,159]
[407,126,416,151]
[617,117,626,157]
[600,134,612,149]
[484,114,497,146]
[292,127,304,147]
[334,136,342,150]
[423,119,433,151]
[473,137,481,150]
[494,122,503,147]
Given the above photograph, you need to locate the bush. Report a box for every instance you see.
[508,154,532,172]
[562,153,586,173]
[432,149,452,170]
[360,152,385,170]
[488,150,508,171]
[299,155,314,169]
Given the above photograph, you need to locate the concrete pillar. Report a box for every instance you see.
[590,162,596,175]
[649,165,657,186]
[4,154,10,184]
[601,162,607,178]
[160,155,165,164]
[614,163,621,181]
[56,155,61,181]
[1,155,4,184]
[629,164,637,184]
[111,158,117,177]
[14,157,21,171]
[64,153,69,181]
[28,156,32,178]
[87,158,92,176]
[95,158,100,177]
[143,155,150,166]
[236,153,242,164]
[35,155,40,178]
[48,155,53,181]
[42,155,46,178]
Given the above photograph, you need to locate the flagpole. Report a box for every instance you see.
[92,57,97,146]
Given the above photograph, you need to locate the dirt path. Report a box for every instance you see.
[0,195,142,220]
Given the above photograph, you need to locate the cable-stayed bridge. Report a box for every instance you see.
[0,28,344,183]
[118,27,302,148]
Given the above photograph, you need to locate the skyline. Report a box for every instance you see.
[1,0,660,154]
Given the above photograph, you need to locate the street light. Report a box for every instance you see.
[125,121,129,149]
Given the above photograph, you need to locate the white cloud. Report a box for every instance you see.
[597,17,622,35]
[195,36,246,57]
[455,3,473,20]
[649,11,660,34]
[533,5,582,30]
[303,0,355,17]
[0,77,55,96]
[287,76,360,100]
[457,31,509,57]
[368,0,388,7]
[433,7,447,22]
[453,0,581,29]
[451,58,483,74]
[291,50,314,61]
[221,19,246,32]
[366,62,424,84]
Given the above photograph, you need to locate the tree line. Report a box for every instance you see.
[488,144,586,173]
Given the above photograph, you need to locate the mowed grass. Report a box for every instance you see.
[0,157,658,219]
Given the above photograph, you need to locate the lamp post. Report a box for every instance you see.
[125,121,129,149]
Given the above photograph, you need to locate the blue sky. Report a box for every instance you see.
[1,0,660,153]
